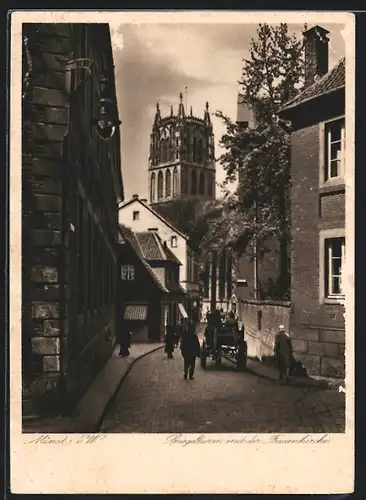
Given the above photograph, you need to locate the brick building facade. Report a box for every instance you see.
[279,26,346,377]
[22,23,123,418]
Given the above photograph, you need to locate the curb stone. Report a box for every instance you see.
[97,344,163,432]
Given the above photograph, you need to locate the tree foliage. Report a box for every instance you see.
[213,23,305,298]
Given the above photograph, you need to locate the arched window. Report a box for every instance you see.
[165,169,172,197]
[197,138,203,164]
[192,137,197,162]
[173,167,178,197]
[199,172,205,196]
[191,170,197,195]
[150,173,156,202]
[160,139,165,164]
[157,171,164,200]
[164,139,169,163]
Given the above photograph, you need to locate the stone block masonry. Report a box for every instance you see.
[22,23,73,415]
[240,300,345,378]
[22,23,123,418]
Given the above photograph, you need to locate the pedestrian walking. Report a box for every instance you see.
[164,324,175,359]
[180,322,201,380]
[274,324,293,383]
[119,329,131,357]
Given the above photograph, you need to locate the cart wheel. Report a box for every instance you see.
[201,353,207,369]
[237,349,247,371]
[200,347,207,369]
[215,351,222,365]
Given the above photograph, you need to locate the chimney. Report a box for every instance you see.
[236,95,256,129]
[140,198,147,203]
[132,194,139,199]
[303,25,330,88]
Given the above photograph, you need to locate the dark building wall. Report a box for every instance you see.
[22,23,122,417]
[118,245,165,340]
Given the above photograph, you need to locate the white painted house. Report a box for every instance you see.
[118,195,200,322]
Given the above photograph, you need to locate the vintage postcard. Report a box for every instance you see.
[10,10,354,494]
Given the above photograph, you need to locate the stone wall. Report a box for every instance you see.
[22,23,73,415]
[239,300,291,364]
[239,299,344,378]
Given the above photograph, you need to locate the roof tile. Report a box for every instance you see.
[281,57,345,112]
[134,232,165,260]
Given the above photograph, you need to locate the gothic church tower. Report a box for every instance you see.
[148,93,216,207]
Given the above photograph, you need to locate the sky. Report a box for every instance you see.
[110,21,345,201]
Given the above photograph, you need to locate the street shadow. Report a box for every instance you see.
[201,361,239,373]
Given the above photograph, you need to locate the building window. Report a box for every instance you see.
[191,170,197,195]
[157,171,164,200]
[165,169,172,197]
[133,211,140,221]
[171,235,177,248]
[199,172,205,196]
[151,173,156,202]
[173,167,178,197]
[121,264,135,281]
[197,138,203,164]
[325,237,345,297]
[325,118,345,181]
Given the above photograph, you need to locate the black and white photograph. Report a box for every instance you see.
[10,10,354,494]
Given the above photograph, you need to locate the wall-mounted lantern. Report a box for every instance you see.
[59,57,122,141]
[94,75,121,140]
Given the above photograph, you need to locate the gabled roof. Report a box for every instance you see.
[118,197,189,240]
[280,57,345,113]
[134,231,165,260]
[163,243,182,265]
[118,224,169,293]
[134,231,182,265]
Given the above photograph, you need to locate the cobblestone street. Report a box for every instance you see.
[101,347,345,434]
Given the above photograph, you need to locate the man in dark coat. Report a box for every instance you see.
[274,324,293,383]
[164,324,175,359]
[180,322,201,380]
[119,329,131,357]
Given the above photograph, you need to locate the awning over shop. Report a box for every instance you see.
[178,303,188,319]
[124,304,148,321]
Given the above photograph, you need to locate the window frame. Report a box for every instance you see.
[325,237,345,298]
[132,210,140,221]
[171,235,178,248]
[320,115,345,187]
[319,228,345,304]
[121,264,135,281]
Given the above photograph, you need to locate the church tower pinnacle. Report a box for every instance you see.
[178,92,185,119]
[148,93,216,207]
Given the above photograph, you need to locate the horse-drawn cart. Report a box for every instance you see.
[201,311,247,371]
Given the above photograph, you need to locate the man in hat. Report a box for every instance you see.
[274,324,293,383]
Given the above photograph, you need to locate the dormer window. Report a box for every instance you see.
[325,117,345,181]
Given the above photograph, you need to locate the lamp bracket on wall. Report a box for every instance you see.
[56,57,121,141]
